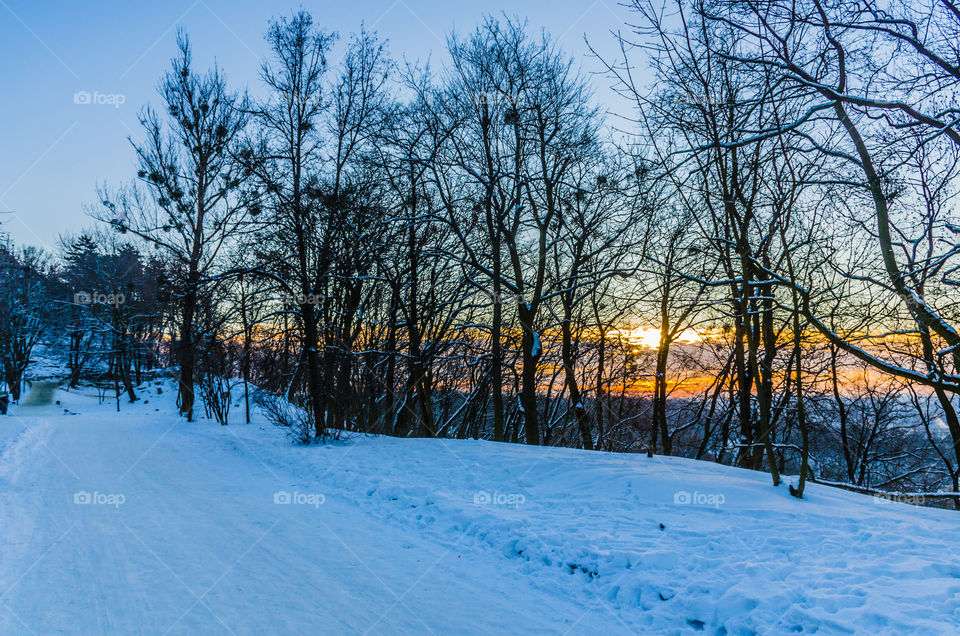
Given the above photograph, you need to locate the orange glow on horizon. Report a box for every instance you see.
[615,326,704,349]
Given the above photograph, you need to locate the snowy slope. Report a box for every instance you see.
[2,382,959,634]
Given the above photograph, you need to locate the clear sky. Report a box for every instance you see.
[0,0,641,252]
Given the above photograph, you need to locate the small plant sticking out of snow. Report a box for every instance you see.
[255,389,314,444]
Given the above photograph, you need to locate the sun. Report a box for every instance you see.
[618,326,702,349]
[624,327,662,349]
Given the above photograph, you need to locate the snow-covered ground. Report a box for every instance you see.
[1,381,959,634]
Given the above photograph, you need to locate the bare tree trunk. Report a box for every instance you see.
[179,271,198,421]
[517,302,540,445]
[560,300,593,450]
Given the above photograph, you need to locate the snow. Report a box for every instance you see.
[2,381,960,634]
[531,330,542,358]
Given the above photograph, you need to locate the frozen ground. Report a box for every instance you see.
[1,380,958,634]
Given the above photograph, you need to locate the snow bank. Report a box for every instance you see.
[256,434,960,634]
[4,381,958,633]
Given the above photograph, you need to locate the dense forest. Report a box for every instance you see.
[2,0,959,505]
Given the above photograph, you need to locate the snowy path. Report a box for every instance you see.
[0,400,631,634]
[2,383,960,634]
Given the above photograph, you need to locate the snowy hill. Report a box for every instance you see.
[1,382,958,634]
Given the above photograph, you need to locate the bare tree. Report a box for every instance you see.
[98,31,250,420]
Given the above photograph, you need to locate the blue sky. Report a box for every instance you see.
[0,0,640,251]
